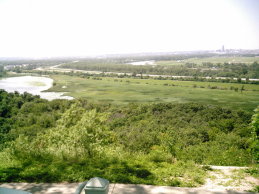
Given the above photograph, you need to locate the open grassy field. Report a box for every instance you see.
[157,56,259,66]
[46,75,259,112]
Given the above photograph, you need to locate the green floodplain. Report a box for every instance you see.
[46,74,259,112]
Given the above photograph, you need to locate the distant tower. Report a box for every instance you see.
[222,45,225,52]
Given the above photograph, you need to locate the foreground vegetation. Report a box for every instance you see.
[0,90,258,185]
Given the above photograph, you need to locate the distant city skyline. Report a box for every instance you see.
[0,0,258,57]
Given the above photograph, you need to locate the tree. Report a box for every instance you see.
[12,102,111,161]
[250,106,259,163]
[240,85,245,93]
[0,65,6,77]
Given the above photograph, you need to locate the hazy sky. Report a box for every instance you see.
[0,0,258,57]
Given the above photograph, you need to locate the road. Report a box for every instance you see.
[35,65,259,82]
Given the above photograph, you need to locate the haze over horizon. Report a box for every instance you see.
[0,0,258,58]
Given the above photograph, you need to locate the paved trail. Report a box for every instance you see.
[0,183,256,194]
[1,166,258,194]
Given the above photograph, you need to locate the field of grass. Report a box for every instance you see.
[46,75,259,112]
[157,56,259,66]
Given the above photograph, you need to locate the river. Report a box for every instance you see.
[0,76,73,100]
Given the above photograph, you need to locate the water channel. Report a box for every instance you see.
[0,76,73,100]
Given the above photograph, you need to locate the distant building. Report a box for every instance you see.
[222,45,225,52]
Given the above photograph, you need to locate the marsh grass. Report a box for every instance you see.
[47,75,259,111]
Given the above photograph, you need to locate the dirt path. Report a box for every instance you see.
[199,166,258,192]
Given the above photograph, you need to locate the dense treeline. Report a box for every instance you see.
[0,58,75,73]
[0,91,257,184]
[60,61,259,79]
[31,68,259,86]
[0,59,73,67]
[1,53,259,78]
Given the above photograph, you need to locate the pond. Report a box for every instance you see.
[127,60,156,65]
[0,76,73,100]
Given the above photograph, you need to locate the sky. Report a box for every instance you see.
[0,0,258,57]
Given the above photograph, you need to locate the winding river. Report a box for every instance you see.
[0,76,73,100]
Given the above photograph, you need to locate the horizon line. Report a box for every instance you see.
[0,48,259,60]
